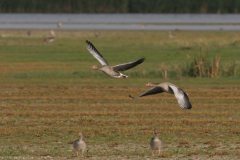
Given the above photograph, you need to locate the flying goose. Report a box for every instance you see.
[73,132,87,157]
[150,129,163,156]
[129,82,192,109]
[86,40,145,78]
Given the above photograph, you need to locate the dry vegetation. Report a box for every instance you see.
[0,84,239,159]
[0,30,239,159]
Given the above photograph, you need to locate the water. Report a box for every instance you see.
[1,13,240,30]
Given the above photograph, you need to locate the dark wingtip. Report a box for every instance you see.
[185,103,192,109]
[129,95,135,99]
[187,104,192,109]
[137,57,146,65]
[140,57,146,62]
[86,40,91,44]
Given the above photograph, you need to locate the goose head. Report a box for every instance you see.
[154,129,158,137]
[92,65,99,70]
[145,83,156,87]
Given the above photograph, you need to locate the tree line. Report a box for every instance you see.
[1,0,240,13]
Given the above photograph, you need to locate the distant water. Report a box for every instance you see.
[1,13,240,30]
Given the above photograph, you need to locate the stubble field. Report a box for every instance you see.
[0,29,239,159]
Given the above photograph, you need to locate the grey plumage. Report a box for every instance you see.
[86,40,145,78]
[73,132,86,157]
[43,37,55,42]
[129,82,192,109]
[27,31,31,37]
[150,129,163,156]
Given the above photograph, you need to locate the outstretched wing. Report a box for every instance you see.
[86,40,109,66]
[113,58,145,71]
[168,85,192,109]
[129,86,163,99]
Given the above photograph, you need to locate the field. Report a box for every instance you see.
[0,29,239,160]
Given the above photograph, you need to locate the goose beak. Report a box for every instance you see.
[145,83,149,86]
[92,66,94,69]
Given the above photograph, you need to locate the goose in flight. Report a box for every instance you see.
[129,82,192,109]
[86,40,145,78]
[73,132,87,157]
[150,129,163,156]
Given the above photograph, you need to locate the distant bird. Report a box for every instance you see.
[95,31,100,37]
[129,82,192,109]
[168,31,175,38]
[58,21,62,28]
[150,129,163,156]
[50,29,55,37]
[27,31,31,37]
[141,24,146,28]
[73,132,87,157]
[86,40,145,78]
[42,37,55,43]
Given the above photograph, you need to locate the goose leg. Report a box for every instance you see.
[76,151,79,157]
[151,150,154,156]
[82,151,84,157]
[158,149,161,156]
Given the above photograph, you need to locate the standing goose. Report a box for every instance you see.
[168,31,175,38]
[86,40,145,78]
[129,82,192,109]
[73,132,87,157]
[150,129,163,156]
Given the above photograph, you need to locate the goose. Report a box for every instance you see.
[86,40,145,78]
[58,21,62,28]
[73,132,87,157]
[169,31,175,38]
[50,29,56,37]
[141,24,146,28]
[42,37,55,43]
[150,129,163,156]
[27,31,31,37]
[129,82,192,109]
[95,31,100,37]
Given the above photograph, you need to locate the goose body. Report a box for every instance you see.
[43,37,55,42]
[129,82,192,109]
[27,31,31,37]
[86,40,145,78]
[58,21,62,28]
[150,130,163,156]
[73,132,86,157]
[50,29,55,37]
[169,31,175,38]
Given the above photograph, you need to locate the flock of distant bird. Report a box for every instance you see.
[73,40,192,157]
[25,22,174,45]
[26,21,62,42]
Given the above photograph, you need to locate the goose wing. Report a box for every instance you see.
[168,85,192,109]
[129,86,164,99]
[112,58,145,71]
[86,40,109,66]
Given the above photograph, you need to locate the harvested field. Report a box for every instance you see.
[0,30,239,159]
